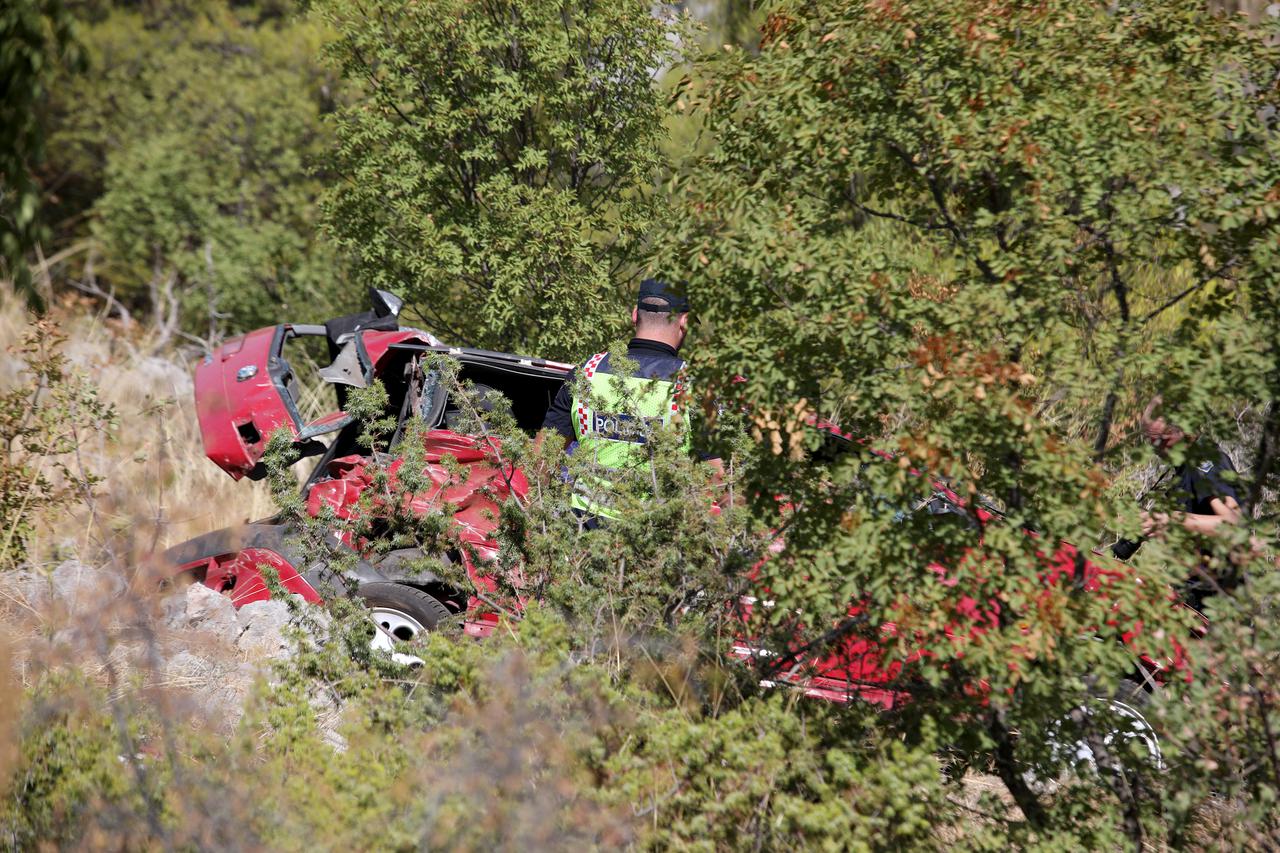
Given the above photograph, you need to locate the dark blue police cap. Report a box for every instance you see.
[636,278,690,314]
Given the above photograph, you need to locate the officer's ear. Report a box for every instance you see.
[631,307,639,327]
[678,313,689,333]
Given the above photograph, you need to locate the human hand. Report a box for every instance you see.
[1141,510,1171,538]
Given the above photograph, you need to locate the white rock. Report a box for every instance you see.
[50,560,126,611]
[160,589,188,629]
[183,583,238,636]
[157,651,252,731]
[235,599,293,660]
[163,650,214,685]
[0,568,46,609]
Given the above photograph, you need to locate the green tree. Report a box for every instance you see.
[663,0,1280,842]
[317,0,689,358]
[44,0,351,337]
[0,0,80,306]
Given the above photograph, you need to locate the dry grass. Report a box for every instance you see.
[0,291,321,728]
[0,290,347,743]
[0,293,277,570]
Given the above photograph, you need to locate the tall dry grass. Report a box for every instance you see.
[0,293,278,570]
[0,296,283,849]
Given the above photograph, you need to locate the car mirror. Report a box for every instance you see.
[371,288,403,319]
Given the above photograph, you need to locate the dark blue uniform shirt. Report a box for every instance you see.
[1171,445,1240,516]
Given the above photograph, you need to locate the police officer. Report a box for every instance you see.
[1112,396,1244,604]
[542,278,693,521]
[1136,395,1243,538]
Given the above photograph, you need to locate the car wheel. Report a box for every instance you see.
[1030,678,1164,792]
[357,582,452,647]
[1106,678,1164,771]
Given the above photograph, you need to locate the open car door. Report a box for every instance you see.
[195,290,438,480]
[195,323,351,480]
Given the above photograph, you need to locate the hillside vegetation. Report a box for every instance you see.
[3,0,1280,849]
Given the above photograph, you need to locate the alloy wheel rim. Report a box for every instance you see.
[369,606,426,648]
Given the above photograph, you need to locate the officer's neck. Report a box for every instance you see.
[631,329,684,350]
[627,327,680,348]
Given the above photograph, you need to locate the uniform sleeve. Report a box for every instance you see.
[1206,449,1242,505]
[541,372,576,441]
[1175,445,1242,514]
[1110,537,1144,561]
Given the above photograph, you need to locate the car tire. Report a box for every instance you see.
[1108,677,1163,771]
[1025,677,1164,796]
[357,582,452,643]
[1113,677,1152,709]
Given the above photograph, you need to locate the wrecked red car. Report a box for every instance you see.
[167,289,569,643]
[167,291,1189,746]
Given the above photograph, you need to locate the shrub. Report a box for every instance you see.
[0,320,113,568]
[660,0,1280,842]
[45,0,353,337]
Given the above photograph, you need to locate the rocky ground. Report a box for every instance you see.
[0,559,322,737]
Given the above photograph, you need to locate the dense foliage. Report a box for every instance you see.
[0,0,79,306]
[46,0,353,336]
[663,0,1280,842]
[317,0,688,358]
[3,0,1280,849]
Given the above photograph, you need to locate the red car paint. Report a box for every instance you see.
[726,482,1193,708]
[199,547,324,607]
[196,323,440,481]
[195,326,294,480]
[182,314,561,640]
[306,429,529,632]
[361,329,441,376]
